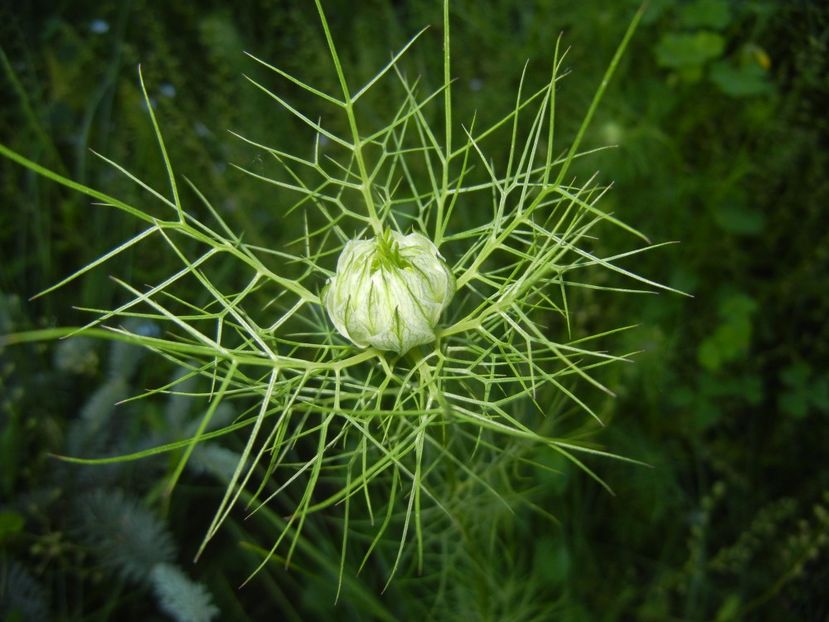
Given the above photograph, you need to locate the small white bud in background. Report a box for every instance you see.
[324,230,455,354]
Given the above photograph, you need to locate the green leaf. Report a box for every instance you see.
[710,60,774,97]
[655,32,725,69]
[778,364,829,418]
[698,294,756,370]
[714,204,766,235]
[781,363,811,387]
[533,536,570,585]
[741,374,764,405]
[679,0,731,30]
[779,391,809,419]
[719,293,757,319]
[697,339,723,371]
[812,379,829,414]
[694,397,723,430]
[0,511,24,543]
[637,0,673,25]
[715,594,742,621]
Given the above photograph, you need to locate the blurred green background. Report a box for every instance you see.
[1,1,827,620]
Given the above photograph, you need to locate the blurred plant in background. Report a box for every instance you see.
[1,1,827,621]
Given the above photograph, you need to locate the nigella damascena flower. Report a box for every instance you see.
[323,230,455,354]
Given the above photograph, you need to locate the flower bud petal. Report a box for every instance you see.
[324,231,454,354]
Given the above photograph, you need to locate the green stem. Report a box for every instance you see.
[435,0,453,246]
[314,0,383,235]
[554,4,644,186]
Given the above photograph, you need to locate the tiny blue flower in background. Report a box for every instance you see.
[89,19,110,34]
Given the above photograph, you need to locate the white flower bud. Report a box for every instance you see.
[323,230,455,354]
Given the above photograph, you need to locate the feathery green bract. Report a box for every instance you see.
[0,1,669,588]
[151,563,220,622]
[73,488,176,582]
[0,560,49,622]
